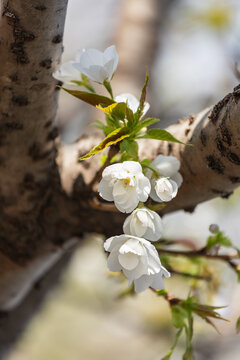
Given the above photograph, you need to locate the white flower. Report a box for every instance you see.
[115,93,150,117]
[147,155,183,203]
[98,161,151,213]
[104,234,170,292]
[52,61,81,85]
[154,177,178,202]
[123,208,163,241]
[73,45,118,83]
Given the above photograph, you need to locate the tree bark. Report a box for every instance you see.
[0,0,68,260]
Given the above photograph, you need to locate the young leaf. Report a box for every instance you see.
[134,117,160,133]
[206,231,232,250]
[91,120,114,135]
[62,88,114,107]
[136,69,149,119]
[126,106,134,128]
[100,153,107,166]
[97,102,126,119]
[120,139,138,158]
[78,127,130,161]
[171,305,188,328]
[140,159,151,167]
[138,129,186,145]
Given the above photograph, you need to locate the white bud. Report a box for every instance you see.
[123,208,163,241]
[209,224,220,234]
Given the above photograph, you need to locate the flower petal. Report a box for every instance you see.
[151,155,180,177]
[134,274,153,292]
[53,61,81,84]
[118,252,139,270]
[107,250,122,271]
[104,234,126,252]
[122,161,142,174]
[150,273,165,290]
[104,45,118,75]
[161,266,171,278]
[137,174,151,202]
[98,178,114,201]
[145,243,162,274]
[171,172,183,187]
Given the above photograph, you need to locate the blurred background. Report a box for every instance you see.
[4,0,240,359]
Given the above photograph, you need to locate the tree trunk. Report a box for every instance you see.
[0,0,68,260]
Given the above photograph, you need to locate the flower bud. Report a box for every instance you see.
[209,224,220,234]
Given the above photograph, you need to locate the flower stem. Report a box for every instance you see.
[104,80,114,99]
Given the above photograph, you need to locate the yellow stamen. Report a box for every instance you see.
[122,177,130,187]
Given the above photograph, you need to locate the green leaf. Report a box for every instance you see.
[62,88,114,107]
[91,120,114,135]
[78,127,130,161]
[180,296,228,334]
[136,69,149,119]
[171,305,188,328]
[100,153,107,166]
[120,139,138,159]
[236,316,240,333]
[134,117,160,133]
[183,313,194,360]
[206,231,232,250]
[138,129,186,145]
[126,106,135,128]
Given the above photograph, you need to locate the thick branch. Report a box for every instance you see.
[157,84,240,213]
[73,85,240,220]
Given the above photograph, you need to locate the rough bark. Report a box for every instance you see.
[0,0,68,260]
[157,87,240,213]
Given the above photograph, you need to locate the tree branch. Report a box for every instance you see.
[72,84,240,220]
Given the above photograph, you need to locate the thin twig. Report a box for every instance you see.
[157,248,239,261]
[88,197,119,212]
[169,269,212,282]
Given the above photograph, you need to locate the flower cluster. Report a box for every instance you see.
[54,46,183,293]
[99,157,181,292]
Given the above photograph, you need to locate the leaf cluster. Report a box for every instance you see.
[61,72,185,162]
[161,295,227,360]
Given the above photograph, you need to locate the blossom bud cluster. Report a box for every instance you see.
[99,156,182,292]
